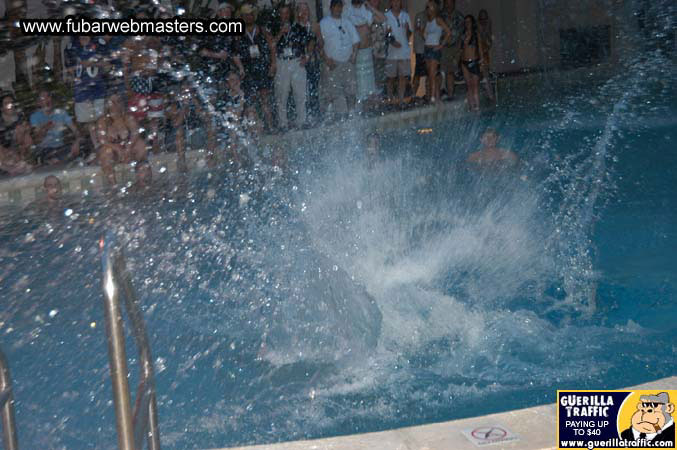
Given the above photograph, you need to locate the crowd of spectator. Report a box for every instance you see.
[0,0,496,184]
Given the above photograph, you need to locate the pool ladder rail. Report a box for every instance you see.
[0,346,18,450]
[101,232,161,450]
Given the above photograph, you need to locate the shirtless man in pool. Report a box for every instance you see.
[467,128,518,167]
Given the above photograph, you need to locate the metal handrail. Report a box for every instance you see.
[0,346,18,450]
[101,232,160,450]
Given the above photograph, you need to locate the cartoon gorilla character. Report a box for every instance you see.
[621,392,675,443]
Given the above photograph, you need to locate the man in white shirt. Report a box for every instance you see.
[320,0,360,118]
[384,0,411,105]
[341,0,384,105]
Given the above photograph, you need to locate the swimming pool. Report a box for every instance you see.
[1,64,676,448]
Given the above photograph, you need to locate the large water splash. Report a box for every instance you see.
[1,2,676,448]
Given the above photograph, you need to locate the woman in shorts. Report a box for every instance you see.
[418,1,450,103]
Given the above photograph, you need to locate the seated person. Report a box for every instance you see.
[216,71,252,165]
[165,80,205,173]
[467,128,518,167]
[1,92,33,162]
[0,144,33,176]
[96,94,148,185]
[220,71,247,129]
[30,90,81,165]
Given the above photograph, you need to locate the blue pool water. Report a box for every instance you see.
[1,66,676,448]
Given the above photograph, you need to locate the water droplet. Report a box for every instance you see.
[155,357,167,373]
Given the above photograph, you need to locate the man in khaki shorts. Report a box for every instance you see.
[440,0,464,100]
[384,0,411,105]
[320,0,360,118]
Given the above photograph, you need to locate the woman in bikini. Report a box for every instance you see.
[460,14,485,111]
[96,93,147,185]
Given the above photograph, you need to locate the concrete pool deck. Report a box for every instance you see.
[0,63,619,209]
[0,99,466,208]
[217,376,677,450]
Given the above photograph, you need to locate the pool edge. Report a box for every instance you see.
[214,375,677,450]
[0,63,620,209]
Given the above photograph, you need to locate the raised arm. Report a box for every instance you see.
[365,2,385,23]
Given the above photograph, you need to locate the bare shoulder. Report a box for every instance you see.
[501,148,519,163]
[125,114,140,131]
[466,150,482,163]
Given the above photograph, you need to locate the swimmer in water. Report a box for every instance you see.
[25,174,63,215]
[43,175,63,207]
[466,128,519,167]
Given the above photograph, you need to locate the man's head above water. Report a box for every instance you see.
[481,128,499,148]
[43,175,62,203]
